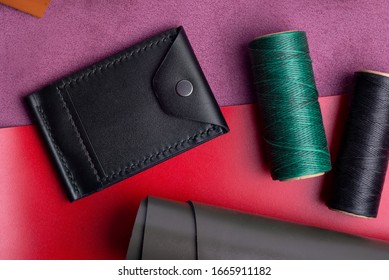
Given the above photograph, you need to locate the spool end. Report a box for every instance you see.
[255,30,302,40]
[328,207,374,219]
[358,69,389,78]
[282,172,325,181]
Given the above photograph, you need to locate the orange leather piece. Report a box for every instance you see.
[0,0,51,18]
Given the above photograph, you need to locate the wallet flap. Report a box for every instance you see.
[153,27,228,131]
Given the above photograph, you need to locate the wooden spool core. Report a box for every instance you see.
[282,172,325,181]
[329,208,372,219]
[359,69,389,78]
[255,30,300,40]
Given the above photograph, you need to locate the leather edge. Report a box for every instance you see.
[26,93,80,201]
[126,198,148,259]
[188,201,199,260]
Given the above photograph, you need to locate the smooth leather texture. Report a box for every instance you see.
[140,197,196,260]
[4,97,389,260]
[26,26,228,201]
[153,29,227,127]
[127,197,389,260]
[191,202,389,259]
[125,200,147,260]
[126,197,196,260]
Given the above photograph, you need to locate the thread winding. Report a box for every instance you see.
[328,71,389,218]
[249,31,331,181]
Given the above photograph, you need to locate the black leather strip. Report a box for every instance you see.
[129,197,196,260]
[127,197,389,260]
[191,202,389,259]
[126,199,147,260]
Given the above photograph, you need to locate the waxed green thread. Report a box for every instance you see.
[249,31,331,180]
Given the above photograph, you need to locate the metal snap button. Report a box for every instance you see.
[176,80,193,97]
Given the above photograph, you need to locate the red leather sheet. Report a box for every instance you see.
[1,95,389,259]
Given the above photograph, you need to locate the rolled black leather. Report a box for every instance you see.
[127,197,389,260]
[27,27,228,201]
[127,197,196,260]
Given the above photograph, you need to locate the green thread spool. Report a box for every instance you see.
[249,31,331,181]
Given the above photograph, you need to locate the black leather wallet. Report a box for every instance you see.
[27,26,229,201]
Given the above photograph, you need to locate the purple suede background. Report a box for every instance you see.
[1,0,389,127]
